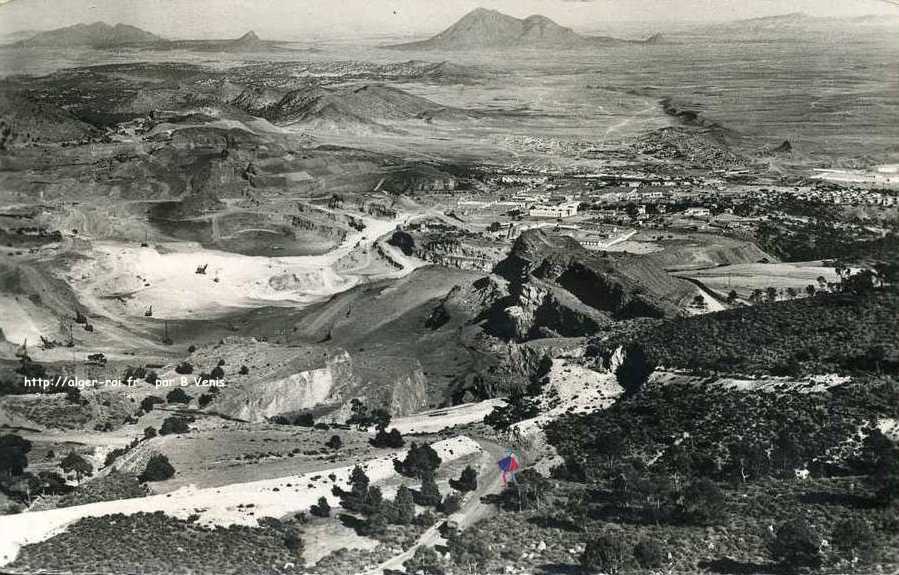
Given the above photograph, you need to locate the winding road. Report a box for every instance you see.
[362,438,507,575]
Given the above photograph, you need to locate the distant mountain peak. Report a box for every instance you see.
[237,30,260,42]
[388,7,656,51]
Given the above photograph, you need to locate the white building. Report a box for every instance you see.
[529,201,580,219]
[684,207,711,218]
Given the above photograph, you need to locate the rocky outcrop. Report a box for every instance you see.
[217,352,354,422]
[480,230,690,342]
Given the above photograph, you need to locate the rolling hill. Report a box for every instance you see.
[239,83,467,127]
[388,8,658,51]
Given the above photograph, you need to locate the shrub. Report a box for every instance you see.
[271,413,314,427]
[581,532,629,574]
[174,362,193,375]
[143,426,157,439]
[769,519,822,573]
[309,496,331,518]
[414,510,437,527]
[122,366,147,382]
[449,465,478,493]
[370,428,404,448]
[615,344,655,395]
[439,493,462,514]
[159,416,192,436]
[197,394,213,408]
[0,434,32,478]
[166,388,190,404]
[239,365,249,375]
[633,539,666,569]
[832,517,875,561]
[210,365,225,380]
[679,478,726,525]
[140,396,164,412]
[325,435,343,450]
[493,469,551,512]
[283,527,303,555]
[403,545,445,575]
[139,454,175,482]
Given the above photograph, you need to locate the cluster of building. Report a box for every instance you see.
[796,188,898,208]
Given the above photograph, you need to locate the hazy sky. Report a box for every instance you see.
[1,0,897,39]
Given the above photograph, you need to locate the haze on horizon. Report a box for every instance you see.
[0,0,897,40]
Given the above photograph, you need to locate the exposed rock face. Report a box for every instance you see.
[218,352,354,422]
[386,363,429,416]
[481,230,690,342]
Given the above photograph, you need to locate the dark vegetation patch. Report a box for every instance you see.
[593,290,899,377]
[10,512,305,574]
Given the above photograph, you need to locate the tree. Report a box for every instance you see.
[726,290,739,304]
[143,426,157,439]
[786,287,798,299]
[633,539,666,569]
[325,435,343,450]
[335,465,383,516]
[139,454,175,482]
[60,452,93,481]
[679,478,726,525]
[310,496,331,518]
[769,519,822,573]
[615,344,655,395]
[692,294,707,309]
[449,465,478,493]
[581,532,629,575]
[394,442,442,479]
[766,286,778,303]
[805,284,816,298]
[413,473,442,508]
[391,484,416,525]
[0,434,32,479]
[346,398,391,432]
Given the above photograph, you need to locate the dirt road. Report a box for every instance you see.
[362,438,507,575]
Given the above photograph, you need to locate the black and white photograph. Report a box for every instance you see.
[0,1,897,573]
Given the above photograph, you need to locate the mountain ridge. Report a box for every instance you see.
[15,22,163,48]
